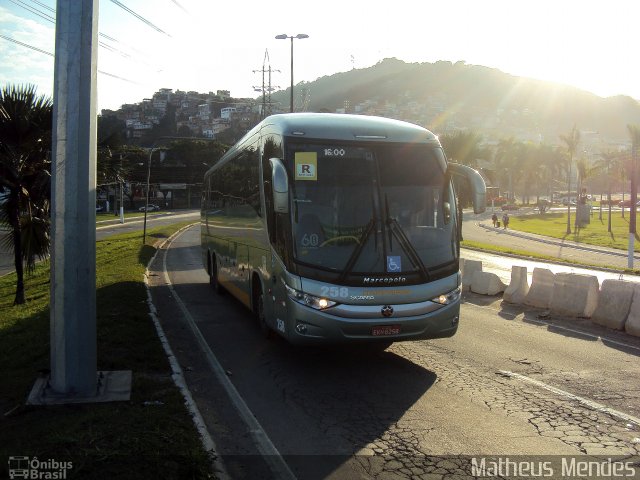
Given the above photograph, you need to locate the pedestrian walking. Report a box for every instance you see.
[491,213,498,227]
[502,213,509,229]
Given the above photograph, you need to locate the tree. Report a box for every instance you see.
[574,156,596,229]
[627,123,640,267]
[439,130,485,167]
[559,125,580,234]
[494,137,522,202]
[594,151,622,232]
[534,143,564,204]
[0,84,53,305]
[628,124,640,228]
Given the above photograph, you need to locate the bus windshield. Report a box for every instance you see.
[289,142,457,284]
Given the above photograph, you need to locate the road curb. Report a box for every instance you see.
[143,223,230,479]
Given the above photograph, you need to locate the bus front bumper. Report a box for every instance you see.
[284,299,460,346]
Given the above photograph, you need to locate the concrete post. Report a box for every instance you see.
[49,0,98,396]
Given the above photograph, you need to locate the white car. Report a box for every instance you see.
[139,204,160,212]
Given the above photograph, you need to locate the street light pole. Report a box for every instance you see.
[142,146,154,244]
[142,136,218,244]
[275,33,309,113]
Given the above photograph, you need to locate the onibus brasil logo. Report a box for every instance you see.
[8,456,73,479]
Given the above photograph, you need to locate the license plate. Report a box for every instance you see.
[371,325,401,336]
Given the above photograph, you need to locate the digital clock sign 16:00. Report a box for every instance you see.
[323,148,346,157]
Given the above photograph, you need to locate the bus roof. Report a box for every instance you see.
[261,113,439,144]
[205,113,441,177]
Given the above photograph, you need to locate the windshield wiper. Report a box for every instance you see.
[338,217,376,282]
[384,194,431,282]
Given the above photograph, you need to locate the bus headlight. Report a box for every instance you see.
[285,284,337,310]
[431,286,461,305]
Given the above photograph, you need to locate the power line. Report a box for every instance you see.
[0,34,141,85]
[170,0,189,14]
[99,41,132,59]
[98,70,142,85]
[8,0,161,70]
[0,33,53,57]
[109,0,172,38]
[8,0,54,23]
[27,0,54,13]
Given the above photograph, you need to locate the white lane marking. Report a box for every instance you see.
[499,370,640,427]
[97,212,199,230]
[144,224,229,479]
[162,227,297,480]
[465,302,640,353]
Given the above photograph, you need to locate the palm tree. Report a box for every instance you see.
[439,130,485,167]
[574,156,597,229]
[0,84,53,305]
[594,150,622,232]
[628,124,640,267]
[628,125,640,228]
[559,125,580,234]
[494,137,521,201]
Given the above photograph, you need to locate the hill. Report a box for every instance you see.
[269,58,640,145]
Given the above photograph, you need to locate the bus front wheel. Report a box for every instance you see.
[256,288,273,339]
[209,254,224,294]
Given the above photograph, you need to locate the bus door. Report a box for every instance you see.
[269,252,289,337]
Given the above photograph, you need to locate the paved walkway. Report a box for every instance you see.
[463,209,640,271]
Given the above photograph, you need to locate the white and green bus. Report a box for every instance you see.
[201,113,485,346]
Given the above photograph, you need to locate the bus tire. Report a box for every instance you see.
[209,254,224,295]
[256,288,273,339]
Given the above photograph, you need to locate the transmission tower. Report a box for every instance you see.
[253,49,280,118]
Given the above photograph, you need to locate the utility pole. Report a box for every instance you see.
[253,49,279,118]
[28,0,131,405]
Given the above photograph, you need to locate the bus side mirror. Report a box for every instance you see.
[270,158,289,214]
[448,163,486,214]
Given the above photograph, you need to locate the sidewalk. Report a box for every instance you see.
[463,210,640,271]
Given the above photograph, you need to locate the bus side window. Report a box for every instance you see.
[262,136,282,243]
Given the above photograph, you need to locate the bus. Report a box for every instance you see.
[201,113,485,347]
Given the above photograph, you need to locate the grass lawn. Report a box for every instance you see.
[508,209,640,251]
[0,221,214,479]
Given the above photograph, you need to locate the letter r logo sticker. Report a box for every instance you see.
[295,152,317,180]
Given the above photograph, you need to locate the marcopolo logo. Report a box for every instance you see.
[363,276,407,285]
[8,456,73,479]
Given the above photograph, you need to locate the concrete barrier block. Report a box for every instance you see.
[504,265,529,304]
[591,279,634,330]
[470,271,506,295]
[461,259,483,291]
[625,284,640,337]
[549,273,599,318]
[524,268,555,309]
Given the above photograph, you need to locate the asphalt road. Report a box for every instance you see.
[0,210,200,277]
[149,225,640,479]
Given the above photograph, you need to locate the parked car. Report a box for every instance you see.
[139,204,160,212]
[618,200,640,208]
[501,204,519,211]
[96,205,104,212]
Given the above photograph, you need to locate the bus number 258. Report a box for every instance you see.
[320,286,349,298]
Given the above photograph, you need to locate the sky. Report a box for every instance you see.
[1,0,639,113]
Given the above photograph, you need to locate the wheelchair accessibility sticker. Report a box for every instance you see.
[387,256,401,272]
